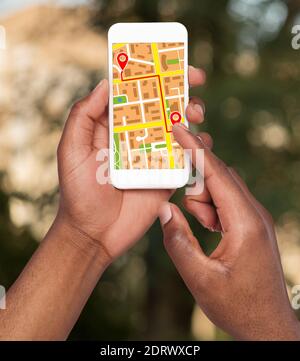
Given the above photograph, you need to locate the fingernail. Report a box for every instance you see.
[159,203,172,226]
[93,79,105,92]
[193,103,204,116]
[189,65,201,72]
[173,122,189,131]
[98,79,105,88]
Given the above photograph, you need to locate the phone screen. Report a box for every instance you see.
[112,42,185,170]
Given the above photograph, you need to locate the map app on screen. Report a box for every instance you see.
[112,42,185,170]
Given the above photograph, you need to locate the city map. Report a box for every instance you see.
[112,42,185,169]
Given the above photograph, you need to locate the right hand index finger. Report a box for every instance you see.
[172,123,258,232]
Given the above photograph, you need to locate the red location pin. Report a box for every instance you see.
[117,52,128,70]
[170,111,182,125]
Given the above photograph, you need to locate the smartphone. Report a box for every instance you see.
[108,22,189,189]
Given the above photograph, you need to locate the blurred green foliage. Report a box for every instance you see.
[1,0,300,340]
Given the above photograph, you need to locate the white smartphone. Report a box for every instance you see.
[108,22,189,189]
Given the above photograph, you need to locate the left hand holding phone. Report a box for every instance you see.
[56,65,207,264]
[0,67,206,341]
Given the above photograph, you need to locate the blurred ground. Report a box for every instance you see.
[0,0,300,340]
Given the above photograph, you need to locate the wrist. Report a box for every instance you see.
[236,310,300,341]
[274,313,300,341]
[46,211,112,272]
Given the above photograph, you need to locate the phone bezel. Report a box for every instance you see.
[108,22,189,189]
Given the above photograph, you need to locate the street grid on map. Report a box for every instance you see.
[112,42,185,169]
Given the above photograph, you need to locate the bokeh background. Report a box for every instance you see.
[1,0,300,340]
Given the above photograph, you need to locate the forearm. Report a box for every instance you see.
[0,215,110,340]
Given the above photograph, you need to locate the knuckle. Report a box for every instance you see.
[245,215,269,239]
[198,132,213,149]
[163,228,186,250]
[163,234,174,251]
[182,196,192,210]
[212,153,227,170]
[70,99,85,117]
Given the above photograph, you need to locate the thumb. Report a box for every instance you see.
[57,79,109,174]
[159,202,209,293]
[59,79,109,153]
